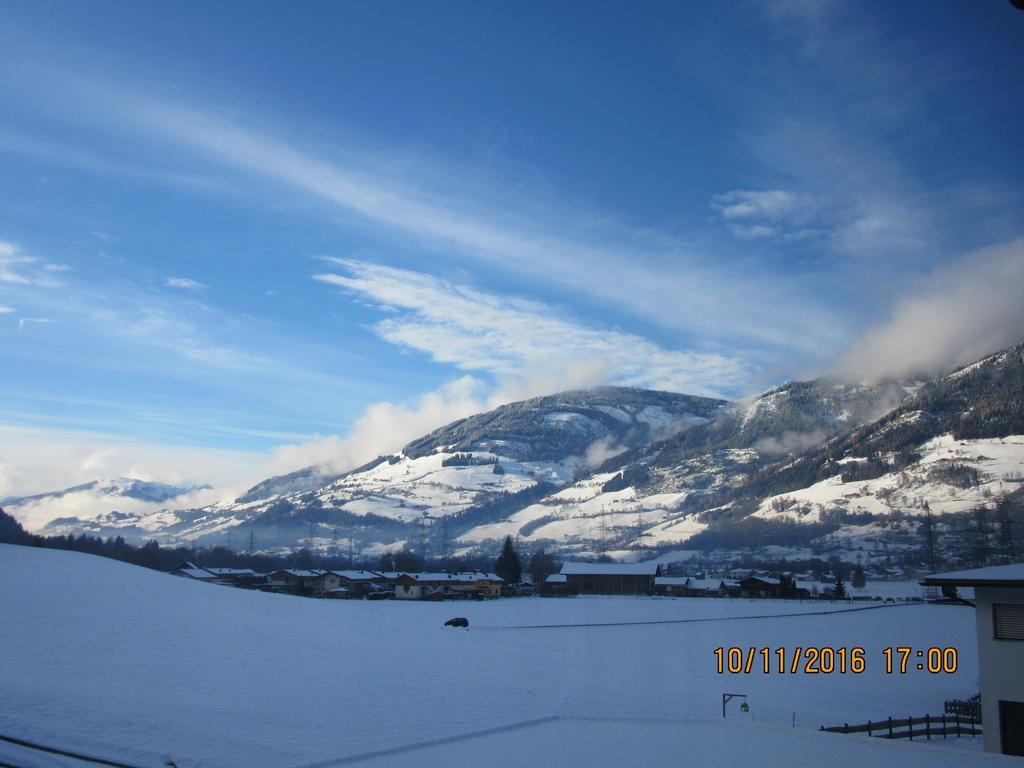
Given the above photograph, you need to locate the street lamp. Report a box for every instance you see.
[722,693,748,718]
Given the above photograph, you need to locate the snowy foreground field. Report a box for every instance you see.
[0,545,1016,768]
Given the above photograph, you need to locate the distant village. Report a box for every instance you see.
[169,560,931,602]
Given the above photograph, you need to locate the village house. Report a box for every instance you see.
[169,562,217,582]
[394,573,455,600]
[205,567,262,588]
[653,576,689,596]
[922,564,1024,757]
[541,573,568,596]
[266,569,322,594]
[393,572,504,600]
[738,575,783,598]
[559,562,662,595]
[654,576,729,597]
[458,572,503,598]
[313,570,383,597]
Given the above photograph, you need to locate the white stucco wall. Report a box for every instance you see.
[974,586,1024,754]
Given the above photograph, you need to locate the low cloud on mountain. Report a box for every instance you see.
[835,238,1024,382]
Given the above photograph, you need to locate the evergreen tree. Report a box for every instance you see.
[0,508,33,545]
[833,570,847,599]
[528,548,558,584]
[494,535,522,584]
[393,548,425,572]
[851,563,866,589]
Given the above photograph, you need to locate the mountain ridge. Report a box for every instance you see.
[12,341,1024,570]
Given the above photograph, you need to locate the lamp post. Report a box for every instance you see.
[722,693,748,718]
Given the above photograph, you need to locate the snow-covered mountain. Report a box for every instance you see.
[15,342,1024,566]
[3,477,212,535]
[2,477,209,507]
[40,387,726,553]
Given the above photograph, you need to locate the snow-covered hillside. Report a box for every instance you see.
[0,545,994,768]
[11,342,1024,566]
[4,477,212,534]
[754,435,1024,522]
[16,387,728,553]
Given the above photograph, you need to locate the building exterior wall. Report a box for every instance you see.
[565,574,654,595]
[974,586,1024,754]
[395,584,422,599]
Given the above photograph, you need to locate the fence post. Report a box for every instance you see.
[908,715,913,741]
[888,717,893,738]
[844,723,849,734]
[956,713,960,738]
[926,713,930,740]
[867,720,872,737]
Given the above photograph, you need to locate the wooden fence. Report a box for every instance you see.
[821,713,982,740]
[944,696,982,720]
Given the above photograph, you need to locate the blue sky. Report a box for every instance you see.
[2,0,1024,495]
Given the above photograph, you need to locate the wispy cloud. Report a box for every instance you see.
[164,276,207,292]
[315,259,750,397]
[710,189,824,243]
[17,317,51,332]
[711,190,797,220]
[0,304,14,314]
[0,237,381,437]
[740,4,1014,267]
[77,97,845,359]
[0,241,67,286]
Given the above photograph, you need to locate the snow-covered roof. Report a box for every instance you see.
[207,568,257,576]
[921,563,1024,587]
[269,569,322,578]
[687,578,725,589]
[560,562,659,576]
[655,577,724,589]
[654,577,690,586]
[175,568,216,580]
[397,571,504,583]
[545,574,567,583]
[741,576,782,586]
[325,570,381,581]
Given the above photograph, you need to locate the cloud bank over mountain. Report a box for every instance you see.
[835,238,1024,382]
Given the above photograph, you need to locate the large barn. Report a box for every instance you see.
[559,562,662,595]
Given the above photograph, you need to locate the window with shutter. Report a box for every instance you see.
[993,604,1024,640]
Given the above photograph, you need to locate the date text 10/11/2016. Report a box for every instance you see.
[713,646,958,674]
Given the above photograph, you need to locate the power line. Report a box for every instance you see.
[0,732,160,768]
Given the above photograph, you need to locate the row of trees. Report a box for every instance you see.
[494,535,560,584]
[1,508,564,585]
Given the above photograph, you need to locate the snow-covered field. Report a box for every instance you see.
[0,545,1003,767]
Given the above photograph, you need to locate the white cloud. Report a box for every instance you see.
[0,304,14,314]
[730,224,778,240]
[711,190,796,220]
[164,277,207,291]
[834,238,1024,382]
[314,259,750,398]
[0,424,261,531]
[581,435,629,470]
[18,317,51,332]
[80,98,845,357]
[262,376,493,477]
[0,241,67,286]
[710,190,828,244]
